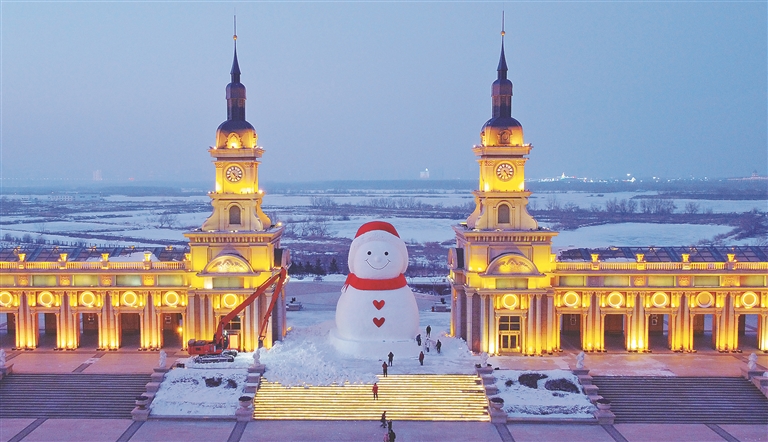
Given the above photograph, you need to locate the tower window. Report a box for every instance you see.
[498,204,510,224]
[229,206,242,225]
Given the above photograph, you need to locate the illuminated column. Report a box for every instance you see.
[480,294,489,353]
[17,292,38,349]
[546,294,556,353]
[466,292,475,350]
[241,298,257,352]
[535,294,542,354]
[758,308,768,351]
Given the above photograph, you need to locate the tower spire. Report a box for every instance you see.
[231,15,241,83]
[497,11,508,79]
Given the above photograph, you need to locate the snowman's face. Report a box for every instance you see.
[352,239,406,279]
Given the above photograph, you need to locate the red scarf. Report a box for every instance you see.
[343,273,407,291]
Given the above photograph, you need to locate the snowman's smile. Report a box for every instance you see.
[365,259,391,270]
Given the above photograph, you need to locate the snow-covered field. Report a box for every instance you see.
[2,189,764,249]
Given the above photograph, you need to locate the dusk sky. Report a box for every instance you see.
[1,2,766,185]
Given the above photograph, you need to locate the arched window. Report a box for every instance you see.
[229,206,241,225]
[497,204,510,224]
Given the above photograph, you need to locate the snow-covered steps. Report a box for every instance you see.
[252,374,490,421]
[592,376,768,424]
[0,373,151,419]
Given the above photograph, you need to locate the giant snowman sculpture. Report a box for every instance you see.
[330,221,420,357]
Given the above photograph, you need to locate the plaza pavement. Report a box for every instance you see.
[1,346,766,442]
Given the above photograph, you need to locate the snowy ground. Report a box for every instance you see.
[491,370,596,419]
[150,282,598,419]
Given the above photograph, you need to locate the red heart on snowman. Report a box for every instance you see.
[373,300,385,310]
[373,317,385,327]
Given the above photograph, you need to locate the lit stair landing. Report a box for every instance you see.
[252,374,490,421]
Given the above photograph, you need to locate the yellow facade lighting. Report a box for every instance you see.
[741,292,758,308]
[163,291,180,307]
[501,294,519,310]
[696,291,714,308]
[38,291,54,308]
[0,291,12,308]
[562,291,580,308]
[222,293,239,309]
[651,292,669,308]
[80,291,96,308]
[121,291,138,307]
[607,292,623,308]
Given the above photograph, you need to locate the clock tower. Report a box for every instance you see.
[449,28,558,356]
[184,31,288,352]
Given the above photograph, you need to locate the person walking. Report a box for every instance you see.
[380,411,387,427]
[382,361,388,377]
[436,339,442,354]
[416,334,421,346]
[426,325,431,337]
[388,420,393,432]
[372,382,379,400]
[418,351,424,366]
[388,351,394,366]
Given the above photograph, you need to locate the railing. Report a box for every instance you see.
[2,261,188,271]
[555,261,752,272]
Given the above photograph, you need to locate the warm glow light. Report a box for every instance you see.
[696,292,714,308]
[741,292,758,308]
[80,291,96,307]
[0,291,12,307]
[38,291,54,307]
[222,293,239,309]
[163,291,179,307]
[651,292,668,308]
[607,292,623,308]
[122,291,138,307]
[177,326,183,334]
[562,291,579,308]
[501,294,519,309]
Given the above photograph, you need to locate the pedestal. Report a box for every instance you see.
[594,409,615,424]
[236,407,253,422]
[249,364,266,375]
[131,407,150,421]
[740,367,764,380]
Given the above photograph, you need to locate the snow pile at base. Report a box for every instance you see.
[260,320,479,387]
[150,365,248,416]
[492,370,596,418]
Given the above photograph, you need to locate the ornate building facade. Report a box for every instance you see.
[0,36,289,352]
[448,32,768,356]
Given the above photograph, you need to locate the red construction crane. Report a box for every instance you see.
[188,267,287,363]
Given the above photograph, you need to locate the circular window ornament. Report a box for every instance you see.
[696,291,714,308]
[121,291,138,307]
[563,291,580,308]
[163,291,179,307]
[607,292,624,308]
[651,292,669,308]
[222,293,239,309]
[741,292,758,309]
[38,291,54,308]
[501,294,519,310]
[80,291,96,308]
[0,291,13,308]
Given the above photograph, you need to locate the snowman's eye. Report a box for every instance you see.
[384,252,389,256]
[367,251,372,255]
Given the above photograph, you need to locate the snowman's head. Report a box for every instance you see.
[348,221,408,279]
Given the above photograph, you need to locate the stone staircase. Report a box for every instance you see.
[0,373,151,419]
[252,374,490,421]
[591,376,768,424]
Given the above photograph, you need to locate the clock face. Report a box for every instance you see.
[225,165,243,182]
[495,162,514,181]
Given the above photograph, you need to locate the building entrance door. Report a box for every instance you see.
[498,315,521,353]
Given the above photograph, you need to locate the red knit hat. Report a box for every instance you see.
[354,221,400,239]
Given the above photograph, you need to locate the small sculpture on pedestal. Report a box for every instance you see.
[576,351,585,370]
[0,349,6,367]
[158,350,167,369]
[748,353,757,371]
